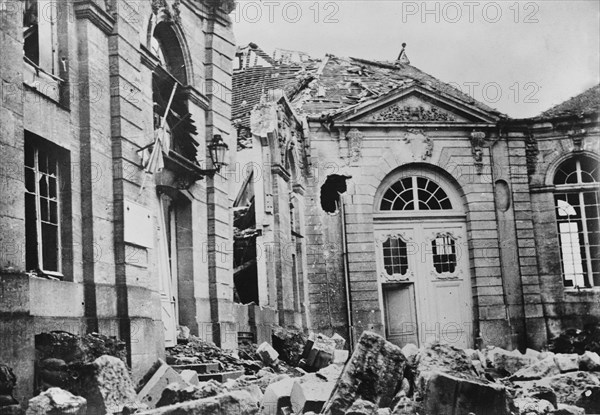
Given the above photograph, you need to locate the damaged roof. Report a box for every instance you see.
[232,49,505,134]
[537,84,600,120]
[294,55,505,118]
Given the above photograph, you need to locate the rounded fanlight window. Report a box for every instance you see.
[380,176,453,211]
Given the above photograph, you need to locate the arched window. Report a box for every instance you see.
[553,155,600,288]
[151,22,198,162]
[380,176,453,211]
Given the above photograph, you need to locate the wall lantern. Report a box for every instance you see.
[206,134,229,174]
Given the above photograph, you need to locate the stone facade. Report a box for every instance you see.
[0,0,238,401]
[232,53,599,354]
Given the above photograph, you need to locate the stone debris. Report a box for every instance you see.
[272,327,308,366]
[0,365,18,408]
[579,351,600,371]
[17,327,600,415]
[290,379,335,414]
[412,342,515,414]
[137,360,185,408]
[510,356,561,381]
[136,389,260,415]
[179,370,199,386]
[34,331,127,394]
[548,325,600,355]
[257,342,280,366]
[25,388,86,415]
[80,355,139,415]
[260,377,295,415]
[321,331,406,415]
[166,336,243,371]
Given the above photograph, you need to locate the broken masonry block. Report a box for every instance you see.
[136,390,260,415]
[321,331,406,415]
[290,380,335,414]
[333,350,349,365]
[257,342,279,366]
[509,356,561,381]
[26,387,87,415]
[490,347,536,375]
[170,362,220,374]
[554,354,580,373]
[197,370,245,383]
[179,370,199,386]
[579,351,600,371]
[137,359,185,409]
[344,399,377,415]
[421,371,509,415]
[260,377,295,415]
[80,355,139,415]
[330,334,345,350]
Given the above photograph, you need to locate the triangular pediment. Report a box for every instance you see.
[335,85,499,124]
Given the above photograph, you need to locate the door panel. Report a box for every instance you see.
[375,221,473,348]
[383,283,418,347]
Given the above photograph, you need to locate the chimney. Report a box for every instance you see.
[396,43,410,65]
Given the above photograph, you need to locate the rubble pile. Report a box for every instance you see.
[0,364,19,413]
[35,331,127,394]
[548,324,600,355]
[165,335,244,372]
[11,326,600,414]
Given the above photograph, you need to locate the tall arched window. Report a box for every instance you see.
[553,155,600,287]
[151,22,198,162]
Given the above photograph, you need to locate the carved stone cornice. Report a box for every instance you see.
[370,104,456,122]
[74,0,115,35]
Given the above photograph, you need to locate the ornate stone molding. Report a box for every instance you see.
[74,0,115,35]
[346,128,364,163]
[525,131,539,179]
[470,131,487,173]
[152,0,181,23]
[404,129,433,161]
[568,128,587,151]
[370,104,456,122]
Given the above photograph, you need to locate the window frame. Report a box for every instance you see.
[25,138,63,277]
[553,156,600,289]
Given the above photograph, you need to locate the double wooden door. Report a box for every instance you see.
[375,220,473,348]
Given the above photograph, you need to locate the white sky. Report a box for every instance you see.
[231,0,600,118]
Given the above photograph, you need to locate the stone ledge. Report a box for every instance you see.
[74,0,115,35]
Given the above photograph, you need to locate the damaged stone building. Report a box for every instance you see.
[232,44,599,352]
[0,0,242,401]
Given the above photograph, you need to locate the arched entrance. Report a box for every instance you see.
[373,166,474,348]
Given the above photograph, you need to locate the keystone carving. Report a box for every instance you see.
[404,129,433,161]
[152,0,181,22]
[470,131,487,173]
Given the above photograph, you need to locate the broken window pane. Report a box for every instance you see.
[432,235,457,274]
[554,156,600,287]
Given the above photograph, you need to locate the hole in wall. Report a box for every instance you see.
[320,174,350,214]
